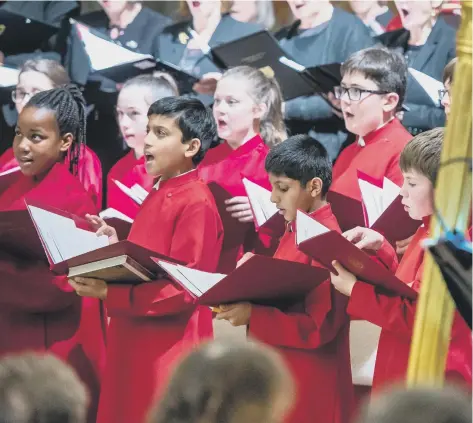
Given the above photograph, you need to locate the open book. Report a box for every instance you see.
[358,171,420,244]
[113,180,149,205]
[99,208,133,224]
[295,210,417,299]
[72,20,156,82]
[153,254,328,306]
[408,68,444,106]
[0,67,20,88]
[242,177,284,231]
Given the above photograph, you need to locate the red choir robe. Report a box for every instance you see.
[97,170,224,423]
[248,204,353,423]
[199,134,279,273]
[347,217,473,391]
[0,163,107,423]
[0,145,103,210]
[331,118,412,202]
[106,150,154,219]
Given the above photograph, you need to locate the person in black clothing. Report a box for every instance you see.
[277,0,374,161]
[158,0,262,104]
[377,1,456,135]
[0,0,80,67]
[348,1,393,37]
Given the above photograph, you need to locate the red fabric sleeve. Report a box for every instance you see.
[249,280,348,348]
[106,202,222,317]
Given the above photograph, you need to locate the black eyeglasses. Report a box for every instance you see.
[334,86,389,101]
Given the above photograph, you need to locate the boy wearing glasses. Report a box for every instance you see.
[330,47,412,206]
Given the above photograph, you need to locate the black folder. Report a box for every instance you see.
[210,30,342,101]
[0,9,58,55]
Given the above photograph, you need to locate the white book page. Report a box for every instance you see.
[99,208,134,223]
[130,184,149,204]
[349,320,382,386]
[408,68,443,106]
[113,180,144,205]
[295,210,329,245]
[0,67,20,87]
[74,23,153,71]
[242,178,278,227]
[28,206,109,264]
[157,261,226,297]
[0,166,20,177]
[381,177,400,212]
[359,178,384,227]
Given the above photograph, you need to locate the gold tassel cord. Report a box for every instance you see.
[406,1,472,386]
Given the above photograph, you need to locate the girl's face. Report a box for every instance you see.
[14,71,55,114]
[116,86,150,156]
[213,76,265,145]
[14,106,72,178]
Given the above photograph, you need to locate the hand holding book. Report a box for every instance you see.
[343,226,385,252]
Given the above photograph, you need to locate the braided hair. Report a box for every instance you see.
[24,84,87,177]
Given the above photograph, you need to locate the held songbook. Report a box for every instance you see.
[242,177,284,231]
[98,208,134,240]
[295,210,417,300]
[153,254,329,306]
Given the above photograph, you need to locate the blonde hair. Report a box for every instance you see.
[221,66,287,148]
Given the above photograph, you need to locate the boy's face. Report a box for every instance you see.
[340,71,398,137]
[400,169,434,220]
[268,172,321,222]
[144,114,200,178]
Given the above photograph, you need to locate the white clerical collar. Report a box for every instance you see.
[153,169,196,191]
[357,117,395,147]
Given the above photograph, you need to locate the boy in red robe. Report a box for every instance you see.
[330,128,472,392]
[0,86,106,423]
[69,97,224,423]
[330,47,412,225]
[216,135,353,423]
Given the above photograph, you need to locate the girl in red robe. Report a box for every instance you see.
[199,65,287,272]
[330,129,472,393]
[1,58,103,209]
[106,73,178,219]
[0,85,107,423]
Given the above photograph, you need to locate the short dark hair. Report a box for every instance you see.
[148,96,217,165]
[0,353,88,423]
[400,127,444,184]
[341,47,407,110]
[443,58,457,84]
[265,134,332,196]
[356,386,472,423]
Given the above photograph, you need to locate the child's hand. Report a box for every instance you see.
[69,277,108,300]
[343,226,384,251]
[396,235,414,256]
[215,302,252,326]
[237,252,254,268]
[86,214,118,244]
[330,260,356,297]
[225,196,254,223]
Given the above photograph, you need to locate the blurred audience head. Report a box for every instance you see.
[0,353,88,423]
[356,385,472,423]
[394,1,443,31]
[441,57,457,116]
[180,1,231,20]
[14,59,70,114]
[148,340,293,423]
